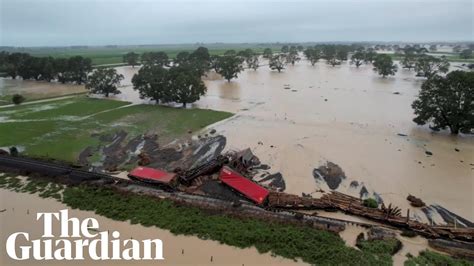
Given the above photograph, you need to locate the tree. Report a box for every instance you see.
[132,65,172,103]
[269,55,286,72]
[169,66,207,107]
[372,54,397,77]
[215,54,244,82]
[350,51,365,67]
[238,49,259,70]
[429,44,437,52]
[12,94,25,105]
[141,52,169,66]
[281,45,289,53]
[336,46,349,61]
[86,68,124,97]
[263,48,273,59]
[364,48,377,63]
[189,47,211,75]
[63,56,92,84]
[174,51,190,66]
[412,71,473,135]
[304,47,321,66]
[246,54,259,70]
[285,47,300,65]
[123,52,139,67]
[460,49,472,59]
[401,53,417,70]
[296,45,304,52]
[321,45,340,66]
[415,55,449,78]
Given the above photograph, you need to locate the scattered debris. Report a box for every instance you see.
[407,194,426,207]
[258,172,286,191]
[397,133,408,137]
[428,239,474,260]
[454,148,460,152]
[349,180,359,188]
[393,92,400,95]
[359,186,369,198]
[367,226,397,241]
[313,162,346,190]
[425,151,433,156]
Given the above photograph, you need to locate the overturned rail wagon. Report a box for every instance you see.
[128,167,178,190]
[218,166,269,205]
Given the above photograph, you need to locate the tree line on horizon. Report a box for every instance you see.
[0,52,92,84]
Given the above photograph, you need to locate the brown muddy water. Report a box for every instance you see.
[0,188,304,266]
[112,62,474,224]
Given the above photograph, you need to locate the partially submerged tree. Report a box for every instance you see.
[269,55,286,72]
[364,48,377,63]
[372,54,397,77]
[304,47,321,66]
[132,65,172,103]
[123,52,139,67]
[262,48,273,59]
[215,54,244,82]
[350,51,365,67]
[239,49,259,70]
[412,71,473,135]
[414,55,449,78]
[281,45,289,54]
[86,68,124,97]
[285,47,300,65]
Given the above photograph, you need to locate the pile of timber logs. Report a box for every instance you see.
[267,191,474,242]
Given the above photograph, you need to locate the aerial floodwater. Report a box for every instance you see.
[111,60,474,225]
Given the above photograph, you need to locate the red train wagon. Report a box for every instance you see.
[128,167,178,189]
[218,166,269,205]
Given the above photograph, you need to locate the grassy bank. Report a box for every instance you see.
[1,174,471,265]
[0,96,232,162]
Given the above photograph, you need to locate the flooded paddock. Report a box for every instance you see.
[113,61,473,223]
[0,79,87,102]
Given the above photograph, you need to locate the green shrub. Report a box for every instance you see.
[363,198,379,208]
[404,250,473,266]
[12,94,25,105]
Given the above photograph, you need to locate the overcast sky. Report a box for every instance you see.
[0,0,472,47]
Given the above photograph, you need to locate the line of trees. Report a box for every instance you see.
[0,52,92,84]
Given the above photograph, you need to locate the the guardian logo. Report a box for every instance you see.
[6,209,164,261]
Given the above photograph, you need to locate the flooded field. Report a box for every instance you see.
[0,188,304,266]
[112,61,474,223]
[0,79,86,104]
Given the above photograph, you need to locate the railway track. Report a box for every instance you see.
[1,154,472,242]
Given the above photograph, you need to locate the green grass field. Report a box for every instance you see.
[0,96,232,162]
[3,44,282,66]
